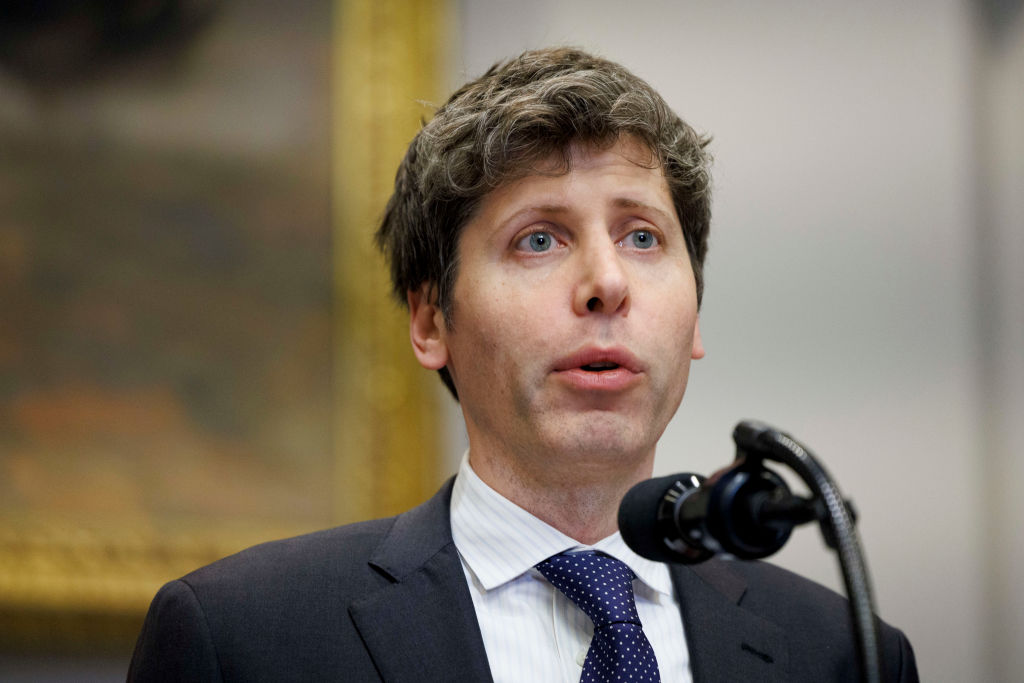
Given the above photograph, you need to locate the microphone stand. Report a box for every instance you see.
[728,421,883,683]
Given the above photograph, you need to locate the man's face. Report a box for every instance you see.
[411,137,704,475]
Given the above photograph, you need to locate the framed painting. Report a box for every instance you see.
[0,0,445,654]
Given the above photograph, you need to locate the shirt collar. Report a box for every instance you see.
[450,453,675,597]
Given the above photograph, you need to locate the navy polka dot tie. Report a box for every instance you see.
[536,551,661,682]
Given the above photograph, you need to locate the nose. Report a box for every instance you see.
[572,239,630,316]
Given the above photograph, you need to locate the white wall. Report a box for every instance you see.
[976,5,1024,680]
[448,1,1019,680]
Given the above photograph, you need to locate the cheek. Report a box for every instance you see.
[479,274,560,340]
[450,283,543,373]
[648,315,694,369]
[641,277,698,345]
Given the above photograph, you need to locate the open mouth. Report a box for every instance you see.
[552,347,642,378]
[581,362,621,372]
[553,348,641,391]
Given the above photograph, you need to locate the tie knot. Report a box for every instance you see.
[535,552,641,628]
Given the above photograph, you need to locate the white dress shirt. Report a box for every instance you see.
[450,455,693,683]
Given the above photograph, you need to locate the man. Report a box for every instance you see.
[129,47,918,682]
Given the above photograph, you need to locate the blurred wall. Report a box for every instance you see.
[975,3,1024,680]
[448,1,1023,681]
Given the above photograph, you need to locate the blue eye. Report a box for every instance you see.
[525,231,553,252]
[630,230,656,249]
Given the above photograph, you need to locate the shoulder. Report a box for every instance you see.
[725,558,853,619]
[684,558,918,681]
[179,476,457,598]
[130,482,459,681]
[727,558,907,641]
[181,516,399,597]
[144,515,407,663]
[128,520,402,682]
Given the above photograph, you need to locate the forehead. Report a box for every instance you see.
[466,137,675,229]
[516,136,665,192]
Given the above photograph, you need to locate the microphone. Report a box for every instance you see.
[618,457,817,564]
[623,421,881,683]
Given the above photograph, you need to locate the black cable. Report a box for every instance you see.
[739,422,882,683]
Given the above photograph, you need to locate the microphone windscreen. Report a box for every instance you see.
[617,474,687,563]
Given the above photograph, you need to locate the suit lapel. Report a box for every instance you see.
[348,480,494,683]
[671,560,790,683]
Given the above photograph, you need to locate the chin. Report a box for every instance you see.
[549,418,656,464]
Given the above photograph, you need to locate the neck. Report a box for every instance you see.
[467,446,654,545]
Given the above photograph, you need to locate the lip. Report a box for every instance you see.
[553,346,644,373]
[552,346,644,392]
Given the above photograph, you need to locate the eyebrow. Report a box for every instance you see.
[499,198,676,229]
[502,204,568,222]
[491,204,567,236]
[611,198,676,225]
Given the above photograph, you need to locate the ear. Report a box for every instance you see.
[408,284,450,371]
[691,318,706,360]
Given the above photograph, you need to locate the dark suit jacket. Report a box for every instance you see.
[128,479,918,682]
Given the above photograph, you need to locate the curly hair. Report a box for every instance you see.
[375,47,712,398]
